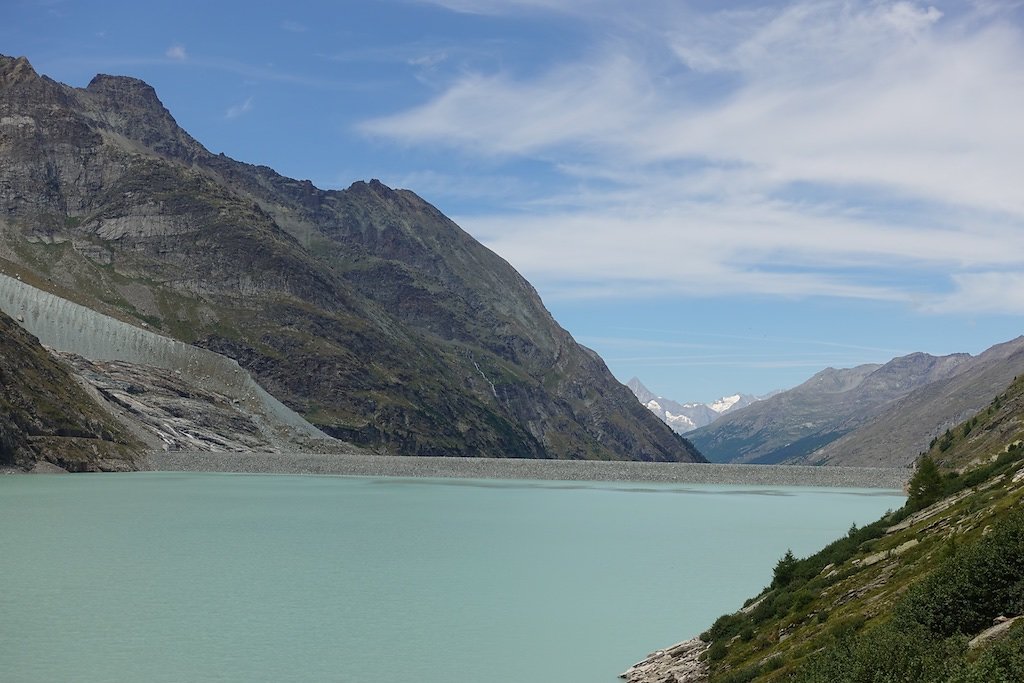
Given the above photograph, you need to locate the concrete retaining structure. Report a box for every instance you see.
[146,451,910,489]
[0,273,325,439]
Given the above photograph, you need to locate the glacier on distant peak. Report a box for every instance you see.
[710,394,743,413]
[626,378,766,434]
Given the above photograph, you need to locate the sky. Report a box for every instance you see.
[5,0,1024,403]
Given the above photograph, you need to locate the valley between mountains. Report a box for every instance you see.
[632,337,1024,468]
[3,53,1024,683]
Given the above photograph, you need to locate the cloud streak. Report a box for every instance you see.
[225,96,253,119]
[165,44,187,61]
[363,0,1024,313]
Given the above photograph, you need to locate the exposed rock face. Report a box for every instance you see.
[620,637,709,682]
[63,354,351,454]
[0,309,138,471]
[688,351,976,464]
[968,616,1021,649]
[0,54,703,462]
[0,272,330,446]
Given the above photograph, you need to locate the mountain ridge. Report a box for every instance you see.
[795,336,1024,466]
[688,349,977,464]
[0,54,703,463]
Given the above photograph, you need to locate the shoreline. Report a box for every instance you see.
[141,451,910,489]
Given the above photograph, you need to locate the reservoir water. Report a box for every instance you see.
[0,472,904,682]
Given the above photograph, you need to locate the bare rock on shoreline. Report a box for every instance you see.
[620,637,709,683]
[63,354,350,455]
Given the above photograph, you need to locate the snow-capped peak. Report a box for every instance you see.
[626,379,769,435]
[709,394,742,413]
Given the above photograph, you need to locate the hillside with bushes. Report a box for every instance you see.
[625,376,1024,682]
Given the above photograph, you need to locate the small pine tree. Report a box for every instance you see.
[772,549,798,588]
[907,455,943,511]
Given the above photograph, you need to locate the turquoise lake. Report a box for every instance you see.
[0,472,905,682]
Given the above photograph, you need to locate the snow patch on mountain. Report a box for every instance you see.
[710,394,743,413]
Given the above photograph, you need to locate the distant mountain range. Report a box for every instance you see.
[626,378,764,433]
[686,337,1024,467]
[0,54,702,464]
[796,336,1024,467]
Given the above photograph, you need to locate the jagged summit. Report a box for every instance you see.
[80,72,207,162]
[85,73,168,114]
[0,55,38,87]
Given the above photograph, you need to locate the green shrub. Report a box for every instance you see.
[790,509,1024,682]
[894,509,1024,638]
[702,612,744,643]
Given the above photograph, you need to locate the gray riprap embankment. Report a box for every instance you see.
[0,273,325,440]
[144,451,909,488]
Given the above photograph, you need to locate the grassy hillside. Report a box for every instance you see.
[693,377,1024,682]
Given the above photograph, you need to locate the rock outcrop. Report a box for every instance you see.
[0,272,331,448]
[620,638,709,683]
[0,309,138,471]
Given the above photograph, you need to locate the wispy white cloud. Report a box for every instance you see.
[165,44,187,61]
[924,272,1024,314]
[361,0,1024,312]
[407,51,448,68]
[281,20,308,32]
[225,96,253,119]
[361,52,652,155]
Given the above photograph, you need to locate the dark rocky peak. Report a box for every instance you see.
[342,179,440,216]
[0,55,39,88]
[85,73,164,111]
[348,178,393,196]
[79,73,207,162]
[0,55,71,107]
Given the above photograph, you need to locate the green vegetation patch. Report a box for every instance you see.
[698,373,1024,683]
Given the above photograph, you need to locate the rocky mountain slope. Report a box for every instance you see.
[624,374,1024,682]
[791,336,1024,467]
[0,309,138,471]
[687,349,979,464]
[0,54,701,462]
[627,378,760,433]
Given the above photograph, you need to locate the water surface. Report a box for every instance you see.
[0,472,904,682]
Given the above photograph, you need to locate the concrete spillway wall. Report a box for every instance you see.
[0,273,325,439]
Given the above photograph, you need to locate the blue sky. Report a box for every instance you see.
[5,0,1024,402]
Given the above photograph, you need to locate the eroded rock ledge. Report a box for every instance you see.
[620,637,709,683]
